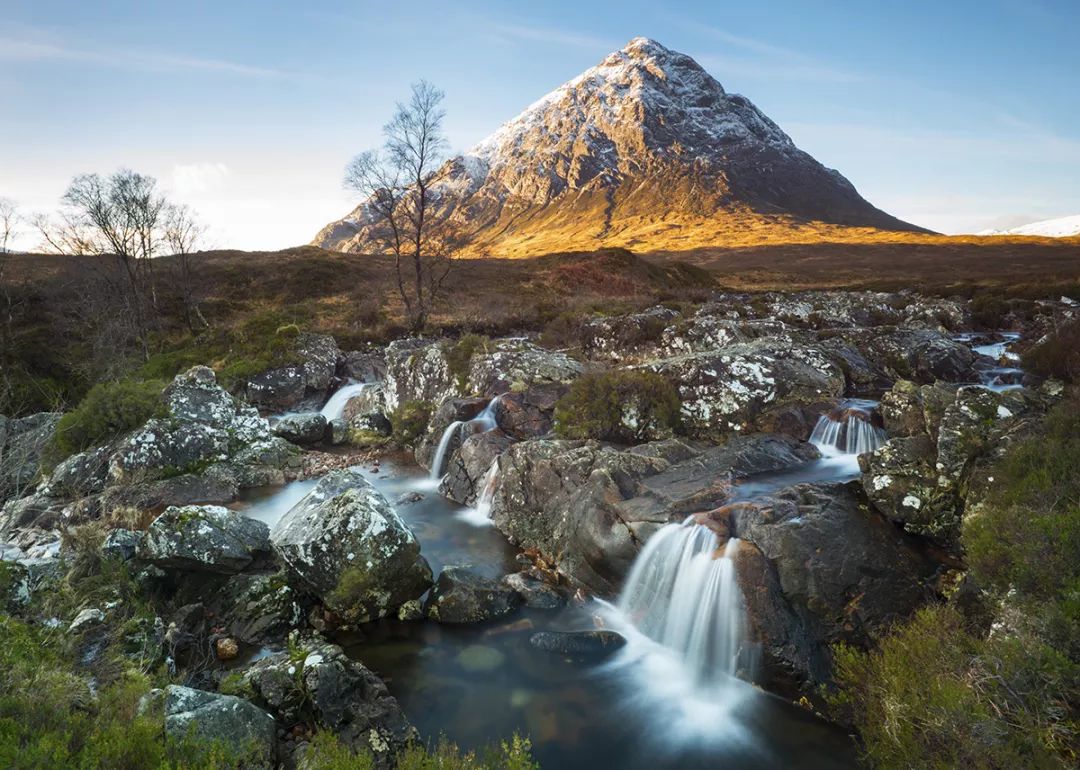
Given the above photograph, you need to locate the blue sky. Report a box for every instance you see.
[2,0,1078,249]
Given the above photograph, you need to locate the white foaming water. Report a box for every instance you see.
[429,420,464,480]
[320,382,371,420]
[428,395,504,481]
[598,521,759,747]
[237,478,320,529]
[457,459,500,527]
[809,413,886,457]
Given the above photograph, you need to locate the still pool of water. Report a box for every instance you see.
[236,458,859,769]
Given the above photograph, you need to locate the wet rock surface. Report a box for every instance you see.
[529,630,626,660]
[270,469,432,622]
[425,565,523,623]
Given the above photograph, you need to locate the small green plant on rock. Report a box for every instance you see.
[445,334,489,392]
[554,370,681,444]
[392,400,433,448]
[47,378,167,465]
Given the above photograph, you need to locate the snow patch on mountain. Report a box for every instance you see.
[978,214,1080,238]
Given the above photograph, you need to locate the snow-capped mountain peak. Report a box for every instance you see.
[315,37,921,256]
[979,214,1080,238]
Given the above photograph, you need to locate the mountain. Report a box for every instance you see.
[978,214,1080,238]
[315,37,925,256]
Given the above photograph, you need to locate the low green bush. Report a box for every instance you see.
[302,730,539,770]
[48,378,166,465]
[1022,319,1080,384]
[830,605,1077,770]
[553,370,681,443]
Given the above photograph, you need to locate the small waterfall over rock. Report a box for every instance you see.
[809,400,886,456]
[429,395,504,481]
[457,459,500,527]
[320,382,371,421]
[615,519,754,687]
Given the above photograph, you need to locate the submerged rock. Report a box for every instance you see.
[425,566,523,624]
[270,469,432,622]
[164,685,276,764]
[529,630,626,660]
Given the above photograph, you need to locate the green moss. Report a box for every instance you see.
[347,428,391,448]
[46,378,167,466]
[554,370,681,443]
[444,334,488,392]
[391,400,433,448]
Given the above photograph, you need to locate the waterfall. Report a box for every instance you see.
[429,395,504,481]
[429,421,465,480]
[320,382,371,421]
[809,403,886,456]
[615,520,753,687]
[457,459,499,528]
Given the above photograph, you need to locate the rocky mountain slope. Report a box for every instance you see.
[314,37,925,257]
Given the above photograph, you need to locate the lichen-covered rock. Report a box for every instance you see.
[100,528,141,562]
[660,314,792,356]
[244,332,341,412]
[273,412,328,445]
[643,338,844,440]
[491,434,817,595]
[862,385,1046,545]
[164,685,276,765]
[492,386,561,440]
[0,412,62,503]
[138,505,272,574]
[581,305,679,361]
[0,560,31,612]
[425,566,523,623]
[270,470,432,622]
[342,384,388,423]
[341,350,386,382]
[108,367,289,486]
[42,445,112,499]
[383,337,583,413]
[209,571,304,645]
[242,638,415,769]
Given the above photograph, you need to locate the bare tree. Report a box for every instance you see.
[163,203,208,335]
[344,80,456,332]
[36,169,170,359]
[0,198,16,254]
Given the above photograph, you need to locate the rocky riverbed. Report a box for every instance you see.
[0,289,1073,768]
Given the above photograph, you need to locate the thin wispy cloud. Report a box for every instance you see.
[671,20,866,84]
[485,22,618,52]
[0,26,285,78]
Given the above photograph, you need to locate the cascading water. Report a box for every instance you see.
[320,382,371,421]
[809,406,887,457]
[457,459,499,527]
[428,395,504,481]
[429,420,465,481]
[615,520,753,686]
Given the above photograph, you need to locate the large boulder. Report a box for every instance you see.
[108,367,296,486]
[208,571,305,645]
[270,470,432,622]
[138,505,271,574]
[272,413,328,445]
[425,566,523,623]
[244,332,341,412]
[824,328,976,385]
[581,305,679,361]
[490,434,818,595]
[242,637,415,769]
[721,482,940,693]
[861,384,1047,545]
[41,445,112,499]
[659,314,792,357]
[643,339,844,441]
[383,337,582,413]
[0,412,62,504]
[164,685,276,765]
